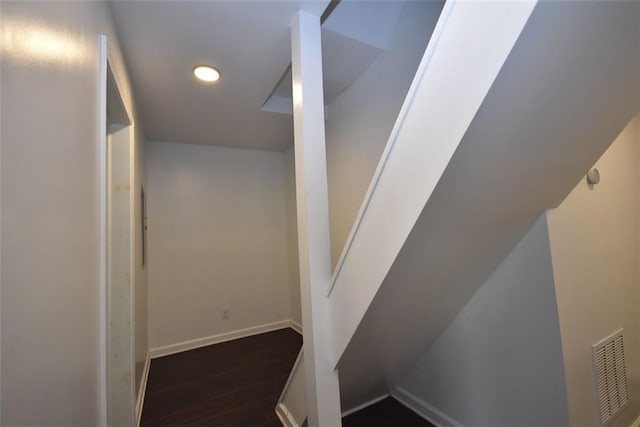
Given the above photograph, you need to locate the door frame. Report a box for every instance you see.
[98,34,136,427]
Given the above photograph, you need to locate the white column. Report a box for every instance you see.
[291,10,342,427]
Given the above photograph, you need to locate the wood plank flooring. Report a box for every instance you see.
[141,328,433,426]
[141,328,302,426]
[342,397,434,427]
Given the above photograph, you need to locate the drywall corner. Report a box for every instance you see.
[548,114,640,427]
[284,146,302,325]
[397,214,569,427]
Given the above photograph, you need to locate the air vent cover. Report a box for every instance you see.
[592,329,629,425]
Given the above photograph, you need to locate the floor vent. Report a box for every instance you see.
[592,329,629,425]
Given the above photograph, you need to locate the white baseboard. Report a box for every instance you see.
[392,387,464,427]
[341,394,389,417]
[135,353,151,427]
[289,320,303,335]
[149,320,294,359]
[276,402,300,427]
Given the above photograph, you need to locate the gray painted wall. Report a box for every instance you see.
[398,215,569,427]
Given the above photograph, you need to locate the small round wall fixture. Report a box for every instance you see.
[193,65,221,83]
[587,168,600,185]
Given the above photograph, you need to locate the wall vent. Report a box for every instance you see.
[592,329,629,425]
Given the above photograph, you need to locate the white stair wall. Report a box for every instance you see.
[327,0,537,372]
[335,0,639,411]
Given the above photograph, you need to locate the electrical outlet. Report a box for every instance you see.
[222,308,230,320]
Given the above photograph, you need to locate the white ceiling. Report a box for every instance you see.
[110,0,329,151]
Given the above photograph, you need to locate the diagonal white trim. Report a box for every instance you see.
[326,0,456,298]
[341,394,389,417]
[392,387,464,427]
[276,403,300,427]
[277,350,304,406]
[135,353,151,427]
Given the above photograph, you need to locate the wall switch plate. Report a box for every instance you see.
[222,308,230,320]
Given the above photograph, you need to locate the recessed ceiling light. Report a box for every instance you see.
[193,65,220,82]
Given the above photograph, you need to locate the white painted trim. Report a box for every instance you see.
[289,320,303,335]
[277,350,304,406]
[149,320,293,359]
[135,353,151,427]
[392,387,464,427]
[0,9,4,420]
[276,403,300,427]
[127,123,136,425]
[631,414,640,427]
[341,394,389,417]
[328,0,537,367]
[291,11,342,425]
[97,34,108,427]
[0,27,2,422]
[326,0,456,297]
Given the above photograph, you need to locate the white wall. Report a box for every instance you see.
[324,1,443,267]
[0,1,145,424]
[397,215,569,426]
[284,147,302,326]
[133,124,148,401]
[547,115,640,427]
[396,115,640,427]
[146,141,292,350]
[107,125,135,426]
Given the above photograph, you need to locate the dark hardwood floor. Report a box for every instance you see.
[141,328,432,426]
[342,397,434,427]
[141,328,302,426]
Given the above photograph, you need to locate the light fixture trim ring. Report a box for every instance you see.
[193,64,221,82]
